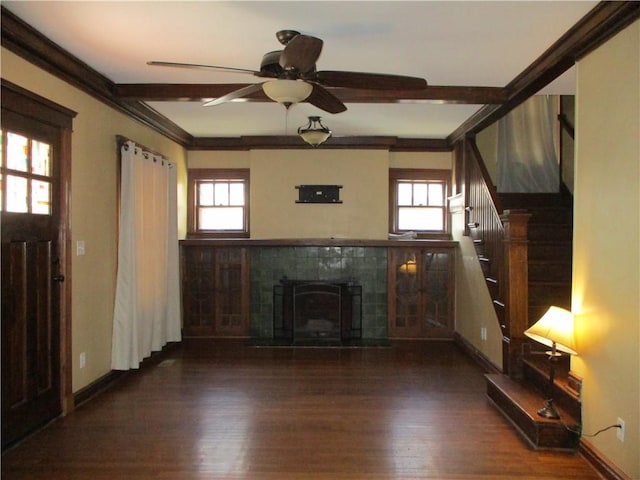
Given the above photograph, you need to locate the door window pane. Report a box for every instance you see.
[6,175,28,212]
[2,130,54,215]
[7,133,28,172]
[31,140,51,176]
[31,180,51,215]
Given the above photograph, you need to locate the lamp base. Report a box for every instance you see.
[537,400,560,419]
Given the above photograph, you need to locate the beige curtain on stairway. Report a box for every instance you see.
[111,140,181,370]
[497,95,560,193]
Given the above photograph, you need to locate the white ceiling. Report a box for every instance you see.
[2,1,598,140]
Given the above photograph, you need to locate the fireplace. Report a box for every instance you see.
[273,278,362,344]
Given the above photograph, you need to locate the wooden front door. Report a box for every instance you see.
[1,82,74,449]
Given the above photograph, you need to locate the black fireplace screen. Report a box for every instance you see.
[273,278,362,343]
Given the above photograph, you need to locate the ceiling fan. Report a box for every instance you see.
[148,30,428,114]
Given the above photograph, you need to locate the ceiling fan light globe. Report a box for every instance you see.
[263,80,313,105]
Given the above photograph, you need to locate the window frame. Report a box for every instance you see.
[389,168,451,238]
[187,168,250,238]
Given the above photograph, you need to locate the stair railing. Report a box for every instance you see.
[462,136,530,377]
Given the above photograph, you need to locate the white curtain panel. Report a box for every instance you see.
[112,141,181,370]
[497,95,560,193]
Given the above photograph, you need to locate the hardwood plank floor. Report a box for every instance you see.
[2,340,602,479]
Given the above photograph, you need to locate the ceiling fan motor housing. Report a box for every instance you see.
[260,51,284,76]
[276,30,300,45]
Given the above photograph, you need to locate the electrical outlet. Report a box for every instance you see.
[79,352,86,369]
[76,240,85,256]
[481,327,487,341]
[616,418,625,442]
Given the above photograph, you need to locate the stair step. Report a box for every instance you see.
[485,374,579,450]
[499,193,572,209]
[529,261,572,283]
[529,281,571,302]
[528,241,572,261]
[526,208,573,225]
[528,223,573,242]
[529,299,572,325]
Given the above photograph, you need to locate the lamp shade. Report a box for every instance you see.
[524,306,578,355]
[262,80,313,105]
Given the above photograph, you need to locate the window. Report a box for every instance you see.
[389,169,450,237]
[188,169,249,237]
[1,129,53,215]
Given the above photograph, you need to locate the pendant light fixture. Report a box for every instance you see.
[298,116,332,147]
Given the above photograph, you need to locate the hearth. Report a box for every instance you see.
[273,278,362,344]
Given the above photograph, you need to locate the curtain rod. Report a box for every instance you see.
[116,134,169,162]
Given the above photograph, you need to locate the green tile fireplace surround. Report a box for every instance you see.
[250,246,389,339]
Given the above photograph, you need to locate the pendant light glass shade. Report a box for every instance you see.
[263,80,313,106]
[298,116,332,147]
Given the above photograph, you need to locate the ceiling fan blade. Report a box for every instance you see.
[279,34,323,74]
[313,70,427,90]
[202,83,265,107]
[306,84,347,114]
[148,61,258,75]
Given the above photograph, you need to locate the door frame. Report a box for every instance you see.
[2,79,76,416]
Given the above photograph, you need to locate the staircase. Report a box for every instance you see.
[499,191,573,326]
[462,138,580,450]
[482,190,580,450]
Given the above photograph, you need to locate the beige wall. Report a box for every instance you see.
[450,194,503,369]
[572,20,639,478]
[189,149,452,239]
[1,48,188,392]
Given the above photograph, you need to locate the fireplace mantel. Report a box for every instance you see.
[181,238,457,248]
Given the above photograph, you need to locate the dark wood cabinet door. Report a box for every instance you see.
[388,248,454,339]
[214,248,249,336]
[182,246,249,337]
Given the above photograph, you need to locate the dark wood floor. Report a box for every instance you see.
[2,340,602,479]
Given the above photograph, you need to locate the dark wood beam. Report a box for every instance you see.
[190,136,451,151]
[448,1,640,144]
[115,83,506,105]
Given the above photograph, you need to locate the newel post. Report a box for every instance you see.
[500,209,531,378]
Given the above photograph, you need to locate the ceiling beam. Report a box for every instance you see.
[115,83,506,105]
[190,136,451,151]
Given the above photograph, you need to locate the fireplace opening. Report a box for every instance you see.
[273,278,362,344]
